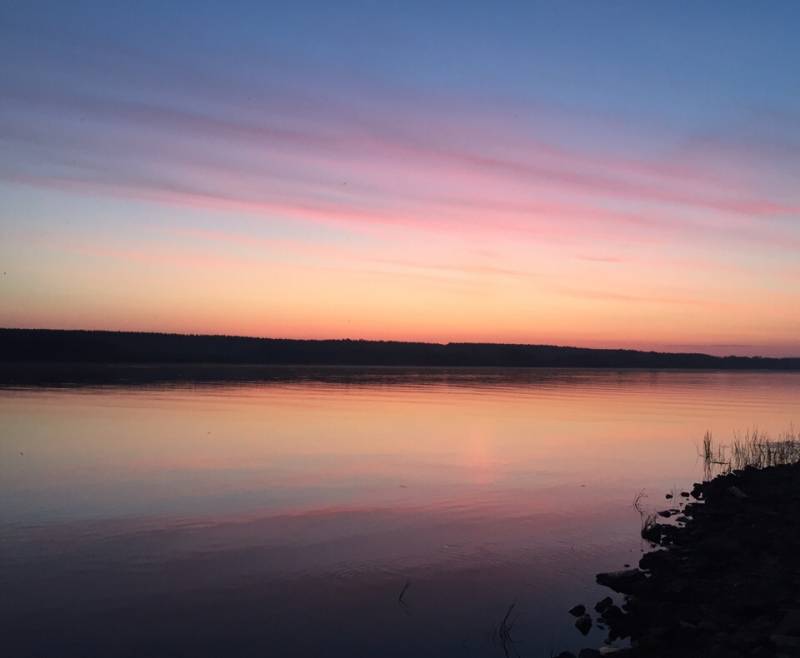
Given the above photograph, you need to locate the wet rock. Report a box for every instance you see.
[731,628,760,647]
[577,648,602,658]
[569,604,586,617]
[680,491,690,497]
[697,619,719,633]
[664,577,689,594]
[599,604,624,627]
[776,609,800,635]
[697,534,742,555]
[594,596,613,613]
[560,462,800,657]
[728,485,748,499]
[640,522,666,545]
[596,569,647,594]
[575,613,592,635]
[665,493,673,499]
[771,633,800,649]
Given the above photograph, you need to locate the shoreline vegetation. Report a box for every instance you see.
[561,430,800,658]
[1,330,799,377]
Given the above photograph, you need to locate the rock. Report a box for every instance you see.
[697,535,742,555]
[732,628,760,647]
[697,620,719,633]
[657,510,673,518]
[665,577,689,594]
[641,522,665,544]
[748,648,773,658]
[680,491,691,497]
[575,613,592,635]
[594,596,613,613]
[599,604,624,624]
[776,609,800,635]
[557,463,800,658]
[569,604,586,617]
[577,649,602,658]
[596,569,647,593]
[728,485,748,499]
[665,493,674,499]
[771,634,800,649]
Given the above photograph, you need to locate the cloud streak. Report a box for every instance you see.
[1,5,799,354]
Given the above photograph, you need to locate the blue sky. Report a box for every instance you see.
[1,1,799,354]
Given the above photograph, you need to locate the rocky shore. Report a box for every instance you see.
[560,461,800,658]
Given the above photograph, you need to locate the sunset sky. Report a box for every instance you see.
[1,1,799,356]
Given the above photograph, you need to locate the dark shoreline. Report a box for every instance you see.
[563,462,800,658]
[2,329,799,371]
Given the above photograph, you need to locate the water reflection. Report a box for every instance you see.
[1,370,798,656]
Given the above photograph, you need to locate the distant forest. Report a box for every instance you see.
[1,328,799,370]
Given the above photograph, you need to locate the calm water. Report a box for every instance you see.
[1,369,798,657]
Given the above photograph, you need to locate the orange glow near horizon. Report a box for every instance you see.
[3,206,798,357]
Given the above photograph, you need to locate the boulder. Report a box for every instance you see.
[727,485,748,499]
[775,609,800,635]
[596,569,648,594]
[594,596,613,613]
[578,648,602,658]
[575,613,592,635]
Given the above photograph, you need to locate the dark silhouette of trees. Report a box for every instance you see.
[1,328,798,370]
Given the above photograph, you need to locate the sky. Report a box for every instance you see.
[1,1,799,356]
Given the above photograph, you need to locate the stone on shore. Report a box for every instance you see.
[577,649,602,658]
[575,613,592,635]
[595,596,613,613]
[595,569,648,594]
[583,463,800,657]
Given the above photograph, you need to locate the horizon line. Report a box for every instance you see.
[3,326,799,361]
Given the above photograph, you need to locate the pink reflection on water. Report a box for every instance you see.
[1,370,799,657]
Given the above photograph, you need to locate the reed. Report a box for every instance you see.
[701,426,800,478]
[491,602,518,658]
[640,511,659,542]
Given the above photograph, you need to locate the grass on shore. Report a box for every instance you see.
[701,426,800,478]
[633,489,659,541]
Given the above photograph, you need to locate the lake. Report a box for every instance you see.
[1,368,798,657]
